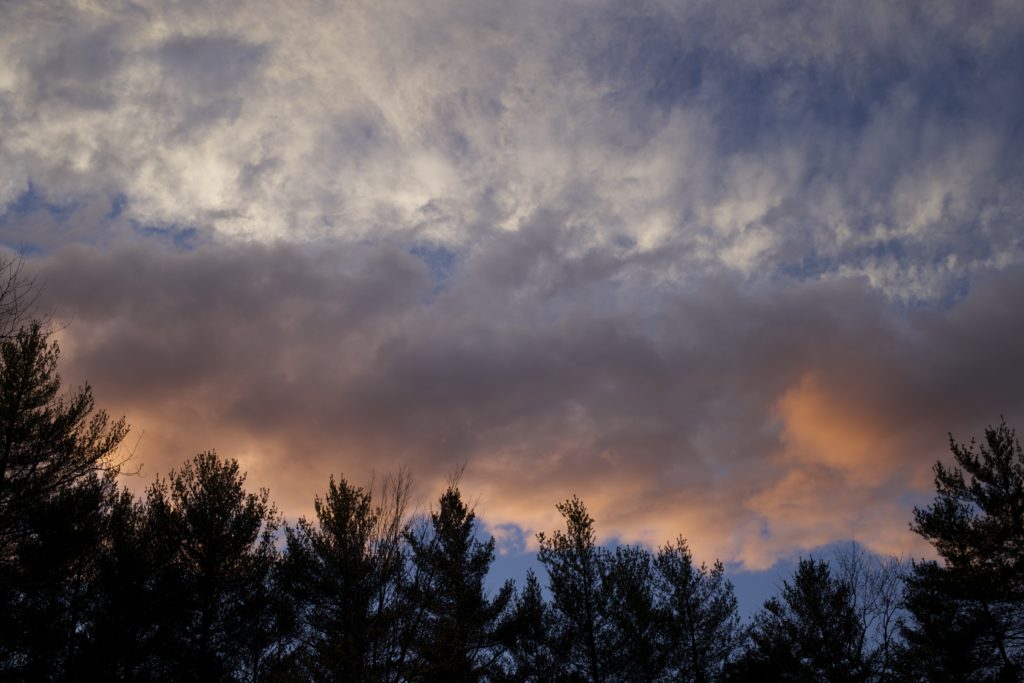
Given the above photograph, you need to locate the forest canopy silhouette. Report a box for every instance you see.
[1,260,1022,682]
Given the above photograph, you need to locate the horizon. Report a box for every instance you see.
[3,0,1024,617]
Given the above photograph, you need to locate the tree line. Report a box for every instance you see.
[0,268,1021,680]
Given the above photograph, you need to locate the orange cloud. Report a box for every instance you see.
[775,372,896,483]
[741,372,935,566]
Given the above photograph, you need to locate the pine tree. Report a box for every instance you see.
[729,558,867,683]
[284,472,412,681]
[81,485,175,680]
[902,419,1024,680]
[499,569,558,681]
[602,544,665,680]
[654,537,741,683]
[0,322,128,678]
[0,322,127,568]
[143,452,282,682]
[404,485,514,682]
[537,496,609,683]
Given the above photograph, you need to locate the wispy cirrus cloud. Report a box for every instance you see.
[3,0,1022,295]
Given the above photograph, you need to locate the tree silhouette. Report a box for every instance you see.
[142,452,283,682]
[729,558,867,682]
[537,500,741,683]
[284,472,413,681]
[83,485,177,680]
[0,323,128,568]
[654,537,742,683]
[834,544,906,683]
[498,569,558,681]
[12,277,1019,683]
[537,496,609,683]
[899,559,994,682]
[3,472,115,680]
[0,255,39,340]
[286,476,380,680]
[902,419,1024,680]
[404,484,514,681]
[0,322,128,679]
[602,544,665,680]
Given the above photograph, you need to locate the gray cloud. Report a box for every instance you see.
[27,23,127,111]
[24,235,1024,568]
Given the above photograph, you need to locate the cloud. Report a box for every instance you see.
[2,0,1023,568]
[26,235,1024,568]
[1,0,1021,297]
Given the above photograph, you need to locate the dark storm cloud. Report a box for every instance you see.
[40,241,428,398]
[28,233,1024,566]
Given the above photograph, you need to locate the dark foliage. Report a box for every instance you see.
[151,453,283,681]
[538,496,610,682]
[901,419,1024,681]
[283,473,411,681]
[0,321,128,679]
[403,485,515,681]
[654,537,743,683]
[538,498,743,683]
[497,569,558,681]
[728,558,868,682]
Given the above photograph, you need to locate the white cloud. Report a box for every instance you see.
[1,0,1020,300]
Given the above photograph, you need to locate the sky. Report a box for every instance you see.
[2,0,1024,596]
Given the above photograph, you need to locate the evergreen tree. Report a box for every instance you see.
[537,496,609,683]
[284,473,412,681]
[0,322,127,567]
[602,544,665,681]
[728,558,867,683]
[142,452,283,682]
[902,419,1024,680]
[404,485,514,682]
[654,537,742,683]
[4,473,115,680]
[898,560,994,682]
[498,569,558,681]
[0,322,128,678]
[82,485,179,681]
